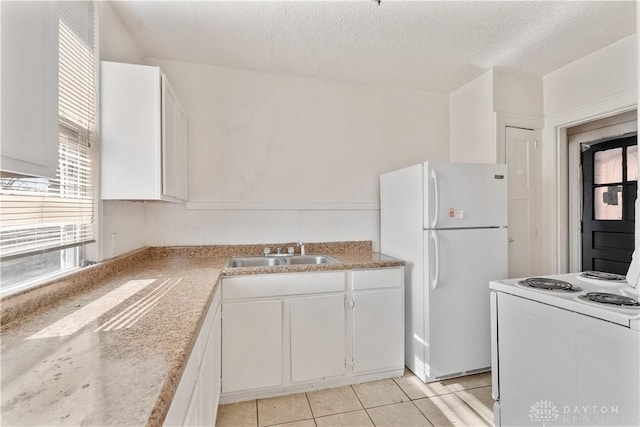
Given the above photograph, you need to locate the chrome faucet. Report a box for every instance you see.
[276,242,304,255]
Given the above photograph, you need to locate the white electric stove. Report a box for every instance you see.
[490,272,640,426]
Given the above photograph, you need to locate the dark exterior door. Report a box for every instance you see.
[581,135,637,274]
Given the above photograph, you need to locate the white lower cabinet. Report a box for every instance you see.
[349,269,404,374]
[221,300,283,393]
[165,267,404,420]
[219,267,404,401]
[209,309,222,424]
[198,307,221,425]
[183,381,200,426]
[290,294,346,382]
[164,284,221,427]
[352,288,404,373]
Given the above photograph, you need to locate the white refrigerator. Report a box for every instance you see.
[381,160,508,383]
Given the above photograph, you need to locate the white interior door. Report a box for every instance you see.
[505,127,542,278]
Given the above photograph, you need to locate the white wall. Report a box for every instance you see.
[544,35,638,117]
[98,1,147,259]
[493,70,544,117]
[144,59,449,250]
[449,71,494,163]
[541,34,638,273]
[449,69,544,164]
[99,1,145,65]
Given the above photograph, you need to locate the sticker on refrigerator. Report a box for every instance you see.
[448,208,464,219]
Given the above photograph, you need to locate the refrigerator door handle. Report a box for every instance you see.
[431,169,439,228]
[432,231,440,289]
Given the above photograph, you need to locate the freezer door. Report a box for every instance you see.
[424,228,508,381]
[423,161,507,229]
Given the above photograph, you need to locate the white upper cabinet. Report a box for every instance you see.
[100,61,188,202]
[1,1,59,178]
[161,77,188,201]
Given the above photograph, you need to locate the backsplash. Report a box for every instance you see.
[148,240,373,259]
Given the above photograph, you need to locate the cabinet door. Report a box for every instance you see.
[210,306,222,425]
[353,288,403,373]
[290,294,346,383]
[222,300,283,393]
[1,0,59,178]
[163,337,199,426]
[161,76,188,201]
[183,380,200,427]
[101,62,162,200]
[198,305,220,426]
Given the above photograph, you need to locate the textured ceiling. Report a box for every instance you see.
[111,0,637,93]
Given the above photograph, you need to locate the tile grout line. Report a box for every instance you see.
[349,384,377,426]
[316,408,375,425]
[391,378,434,427]
[255,399,259,427]
[303,392,318,426]
[308,385,393,424]
[220,373,493,427]
[393,373,490,426]
[409,399,436,427]
[452,388,494,427]
[395,376,412,402]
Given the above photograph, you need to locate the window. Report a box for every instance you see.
[0,1,97,295]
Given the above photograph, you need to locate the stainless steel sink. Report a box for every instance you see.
[226,255,339,268]
[227,257,286,268]
[282,255,338,265]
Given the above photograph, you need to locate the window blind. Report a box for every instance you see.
[0,1,96,260]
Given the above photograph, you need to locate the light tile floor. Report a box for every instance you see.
[216,370,493,427]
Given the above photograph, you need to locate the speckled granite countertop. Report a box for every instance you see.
[0,242,403,426]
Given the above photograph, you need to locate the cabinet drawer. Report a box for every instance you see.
[222,271,345,300]
[351,268,403,290]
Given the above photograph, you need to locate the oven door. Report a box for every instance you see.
[496,292,639,426]
[490,291,501,425]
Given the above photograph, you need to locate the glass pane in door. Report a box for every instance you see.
[594,147,622,184]
[627,145,638,181]
[594,186,623,220]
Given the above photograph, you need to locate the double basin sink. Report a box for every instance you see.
[227,255,339,268]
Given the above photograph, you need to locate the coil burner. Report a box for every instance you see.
[517,277,582,292]
[578,292,640,308]
[581,271,627,281]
